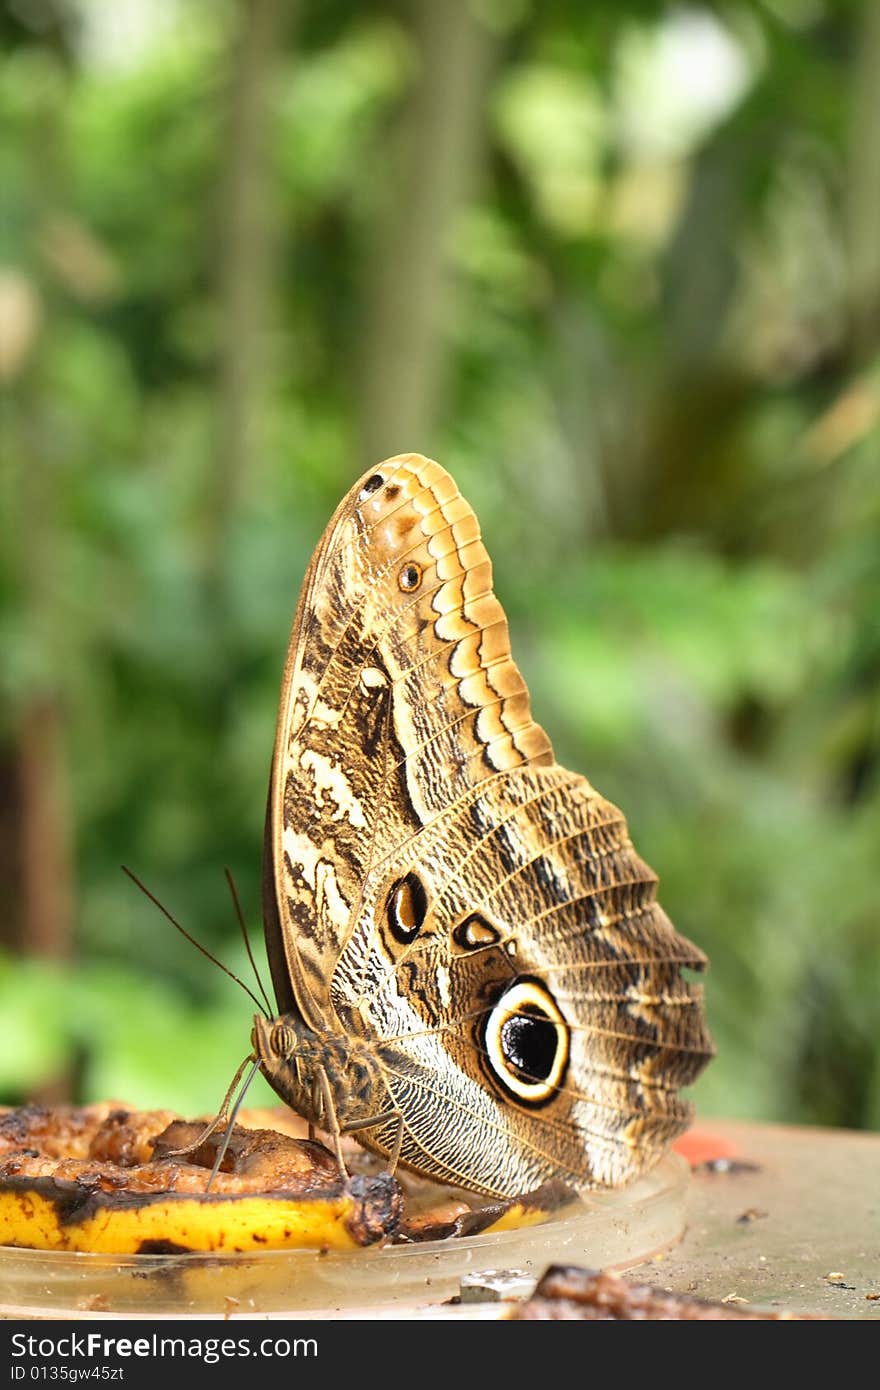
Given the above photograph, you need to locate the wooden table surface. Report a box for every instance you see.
[624,1118,880,1320]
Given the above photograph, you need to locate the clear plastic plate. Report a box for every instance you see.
[0,1153,689,1318]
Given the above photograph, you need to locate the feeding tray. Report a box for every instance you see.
[0,1104,689,1317]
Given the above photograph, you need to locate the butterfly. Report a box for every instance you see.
[252,453,713,1199]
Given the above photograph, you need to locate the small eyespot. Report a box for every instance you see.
[453,915,501,951]
[399,563,422,592]
[387,873,428,943]
[269,1023,294,1058]
[358,474,384,500]
[483,978,569,1107]
[385,484,401,500]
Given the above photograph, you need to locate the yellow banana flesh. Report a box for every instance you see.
[0,1178,395,1254]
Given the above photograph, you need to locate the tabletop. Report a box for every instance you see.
[623,1118,880,1320]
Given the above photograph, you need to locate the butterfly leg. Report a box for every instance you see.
[160,1053,255,1158]
[315,1063,350,1179]
[308,1061,403,1180]
[341,1109,404,1176]
[307,1076,317,1144]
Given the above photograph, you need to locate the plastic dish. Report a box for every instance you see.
[0,1153,688,1318]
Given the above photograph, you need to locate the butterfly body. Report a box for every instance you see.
[251,1014,388,1132]
[257,455,713,1199]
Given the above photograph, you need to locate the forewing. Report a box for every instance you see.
[264,453,553,1029]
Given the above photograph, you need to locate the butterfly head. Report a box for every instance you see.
[251,1011,390,1132]
[250,1012,313,1113]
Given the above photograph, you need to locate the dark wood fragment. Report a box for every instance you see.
[511,1265,822,1320]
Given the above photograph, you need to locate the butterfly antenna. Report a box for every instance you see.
[121,866,270,1019]
[206,1056,262,1192]
[159,1052,257,1158]
[224,867,274,1018]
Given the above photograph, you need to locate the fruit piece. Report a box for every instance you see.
[0,1104,402,1253]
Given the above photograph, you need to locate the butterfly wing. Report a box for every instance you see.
[263,453,551,1021]
[264,454,713,1194]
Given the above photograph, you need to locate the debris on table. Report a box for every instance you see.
[510,1265,822,1320]
[459,1269,536,1303]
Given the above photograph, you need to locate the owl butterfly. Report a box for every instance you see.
[253,454,713,1199]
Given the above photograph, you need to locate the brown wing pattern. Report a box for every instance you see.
[264,454,553,1015]
[263,454,713,1194]
[336,759,711,1191]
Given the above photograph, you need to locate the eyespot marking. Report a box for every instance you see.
[359,474,384,500]
[387,873,428,944]
[453,915,501,951]
[483,977,569,1108]
[399,563,422,592]
[385,484,401,500]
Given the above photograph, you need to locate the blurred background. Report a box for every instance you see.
[1,0,878,1130]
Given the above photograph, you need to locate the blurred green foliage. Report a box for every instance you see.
[1,0,878,1130]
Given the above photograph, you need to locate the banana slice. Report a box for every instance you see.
[0,1105,402,1253]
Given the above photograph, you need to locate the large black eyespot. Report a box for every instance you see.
[500,1006,558,1083]
[483,978,569,1107]
[358,474,384,499]
[387,873,428,943]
